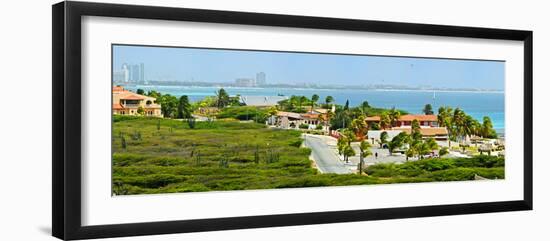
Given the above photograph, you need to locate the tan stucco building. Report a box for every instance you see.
[112,86,162,117]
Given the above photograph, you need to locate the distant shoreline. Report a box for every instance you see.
[119,84,504,94]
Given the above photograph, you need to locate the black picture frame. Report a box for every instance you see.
[52,1,533,240]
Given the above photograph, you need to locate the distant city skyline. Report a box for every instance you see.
[112,45,505,90]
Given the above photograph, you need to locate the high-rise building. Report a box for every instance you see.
[235,78,256,87]
[118,63,145,83]
[256,72,266,86]
[130,64,140,83]
[113,71,126,82]
[139,63,145,83]
[122,63,130,82]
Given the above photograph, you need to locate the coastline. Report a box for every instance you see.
[122,84,504,94]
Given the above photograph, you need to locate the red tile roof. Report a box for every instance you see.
[300,113,320,119]
[365,116,381,121]
[394,127,448,136]
[399,114,438,122]
[364,114,437,122]
[113,103,124,110]
[113,86,125,92]
[120,94,145,100]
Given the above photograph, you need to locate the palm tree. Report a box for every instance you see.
[288,95,299,111]
[463,115,478,141]
[438,106,453,147]
[424,138,439,157]
[452,108,467,144]
[267,106,278,125]
[425,138,439,151]
[388,107,401,128]
[378,131,389,148]
[350,115,368,140]
[343,145,356,163]
[418,142,432,159]
[411,119,422,141]
[358,140,372,174]
[341,129,356,146]
[380,112,391,130]
[215,88,230,108]
[324,108,335,135]
[341,129,357,162]
[388,132,409,156]
[481,116,496,138]
[437,106,450,126]
[337,137,347,160]
[338,129,356,163]
[311,94,319,112]
[298,96,308,112]
[405,146,416,161]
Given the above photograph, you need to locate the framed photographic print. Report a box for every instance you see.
[52,1,533,240]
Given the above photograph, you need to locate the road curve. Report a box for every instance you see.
[303,135,352,174]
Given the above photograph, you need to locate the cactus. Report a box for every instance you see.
[194,150,201,165]
[219,156,228,168]
[190,144,197,157]
[121,135,127,150]
[254,145,260,164]
[265,146,280,164]
[131,131,141,141]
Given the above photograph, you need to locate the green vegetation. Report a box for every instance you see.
[112,117,504,195]
[112,88,504,194]
[217,106,268,123]
[358,140,372,174]
[364,155,504,181]
[337,129,356,163]
[437,106,498,147]
[423,104,434,115]
[177,95,192,119]
[113,117,313,194]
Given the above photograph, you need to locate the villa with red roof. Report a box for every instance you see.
[364,114,439,128]
[365,114,448,140]
[112,86,162,117]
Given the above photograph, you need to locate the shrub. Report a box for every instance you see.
[115,174,186,188]
[217,106,268,123]
[409,158,455,171]
[113,115,143,122]
[365,163,401,177]
[289,139,303,147]
[298,123,309,129]
[453,155,504,168]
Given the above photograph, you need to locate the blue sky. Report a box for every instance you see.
[113,45,504,90]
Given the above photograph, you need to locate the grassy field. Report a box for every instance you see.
[112,116,504,195]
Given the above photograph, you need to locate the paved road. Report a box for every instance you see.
[303,135,352,174]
